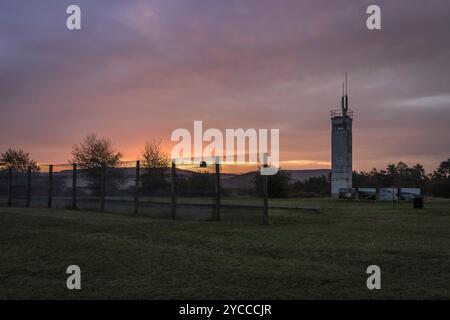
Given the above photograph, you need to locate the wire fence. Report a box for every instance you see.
[0,169,8,206]
[0,160,269,223]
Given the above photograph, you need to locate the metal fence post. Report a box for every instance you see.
[7,168,12,207]
[48,164,53,209]
[171,161,177,220]
[262,153,269,224]
[26,166,31,208]
[214,162,221,221]
[72,163,77,209]
[263,175,269,224]
[134,160,140,214]
[100,166,106,212]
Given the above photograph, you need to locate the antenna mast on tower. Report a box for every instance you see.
[342,72,349,115]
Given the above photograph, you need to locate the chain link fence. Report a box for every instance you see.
[174,160,216,221]
[0,160,269,223]
[220,162,266,222]
[52,164,74,209]
[0,169,8,206]
[11,169,28,207]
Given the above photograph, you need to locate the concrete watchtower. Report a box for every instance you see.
[330,73,353,197]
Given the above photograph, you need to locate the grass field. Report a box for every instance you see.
[0,199,449,299]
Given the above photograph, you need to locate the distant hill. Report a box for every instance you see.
[221,169,331,189]
[52,167,330,190]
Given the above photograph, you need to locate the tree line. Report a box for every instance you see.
[0,134,219,196]
[1,134,449,198]
[353,160,450,198]
[258,160,450,198]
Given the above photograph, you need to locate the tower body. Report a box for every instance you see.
[330,75,353,198]
[331,112,352,197]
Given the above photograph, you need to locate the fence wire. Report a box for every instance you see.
[0,170,8,205]
[75,164,101,212]
[175,161,216,221]
[52,164,74,209]
[137,160,172,219]
[11,170,27,207]
[1,160,268,223]
[28,165,48,207]
[220,162,265,222]
[102,161,136,215]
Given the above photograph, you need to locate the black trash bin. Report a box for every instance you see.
[413,197,424,209]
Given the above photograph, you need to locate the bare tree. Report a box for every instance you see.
[71,134,122,194]
[0,148,39,172]
[142,139,169,169]
[71,134,122,169]
[141,139,170,194]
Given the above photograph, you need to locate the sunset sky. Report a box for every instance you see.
[1,0,449,172]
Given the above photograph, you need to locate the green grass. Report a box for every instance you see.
[0,199,449,299]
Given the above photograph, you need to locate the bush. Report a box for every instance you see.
[254,171,292,198]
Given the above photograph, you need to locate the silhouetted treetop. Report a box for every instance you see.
[0,148,39,172]
[71,134,122,169]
